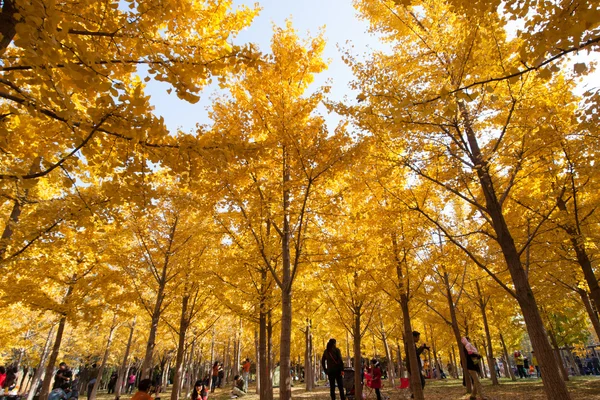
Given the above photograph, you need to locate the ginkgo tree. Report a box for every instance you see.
[199,22,353,400]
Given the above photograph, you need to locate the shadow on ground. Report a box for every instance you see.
[97,376,600,400]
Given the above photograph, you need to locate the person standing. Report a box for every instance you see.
[210,362,219,393]
[321,338,345,400]
[462,337,487,400]
[368,359,382,400]
[126,373,137,394]
[514,351,526,378]
[406,331,428,389]
[241,358,251,392]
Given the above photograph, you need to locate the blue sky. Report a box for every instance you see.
[145,0,383,134]
[144,1,600,135]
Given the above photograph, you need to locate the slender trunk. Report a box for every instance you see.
[142,275,168,378]
[90,320,118,400]
[459,101,571,399]
[451,345,459,379]
[279,288,293,400]
[27,325,55,400]
[476,282,498,385]
[346,331,351,367]
[171,295,190,400]
[353,309,362,400]
[429,325,438,380]
[115,318,136,400]
[578,289,600,341]
[548,328,569,381]
[39,284,74,400]
[210,329,215,369]
[267,310,273,385]
[499,333,516,381]
[561,218,600,313]
[397,342,404,378]
[381,319,395,386]
[392,232,423,400]
[277,144,293,400]
[443,272,471,393]
[255,328,260,395]
[304,319,313,391]
[259,308,272,400]
[566,347,579,376]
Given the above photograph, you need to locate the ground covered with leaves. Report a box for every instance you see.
[179,376,600,400]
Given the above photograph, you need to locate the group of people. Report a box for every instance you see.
[321,338,385,400]
[0,366,18,394]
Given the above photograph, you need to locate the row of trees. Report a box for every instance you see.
[1,1,599,400]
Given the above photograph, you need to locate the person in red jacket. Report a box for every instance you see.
[368,359,382,400]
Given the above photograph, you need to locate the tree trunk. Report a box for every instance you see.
[27,325,55,400]
[477,282,499,385]
[499,333,516,381]
[90,320,118,400]
[381,319,395,386]
[259,308,272,400]
[353,308,362,400]
[115,318,136,400]
[255,328,260,395]
[450,345,459,379]
[443,272,471,393]
[171,294,190,400]
[142,273,168,378]
[548,328,569,381]
[304,319,313,391]
[346,331,351,367]
[459,101,571,399]
[397,342,404,378]
[0,0,18,56]
[392,232,423,400]
[429,325,438,380]
[39,284,74,400]
[578,289,600,341]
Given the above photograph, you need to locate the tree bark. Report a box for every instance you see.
[443,271,471,393]
[27,325,55,400]
[171,295,190,400]
[450,345,459,379]
[0,0,17,56]
[39,284,73,400]
[476,282,499,385]
[259,308,272,400]
[392,232,423,400]
[578,289,600,341]
[304,319,313,391]
[499,333,516,381]
[381,319,395,386]
[142,268,168,378]
[90,319,118,400]
[353,308,362,400]
[115,318,136,400]
[459,101,571,399]
[548,328,569,381]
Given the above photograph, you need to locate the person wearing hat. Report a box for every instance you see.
[321,338,345,400]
